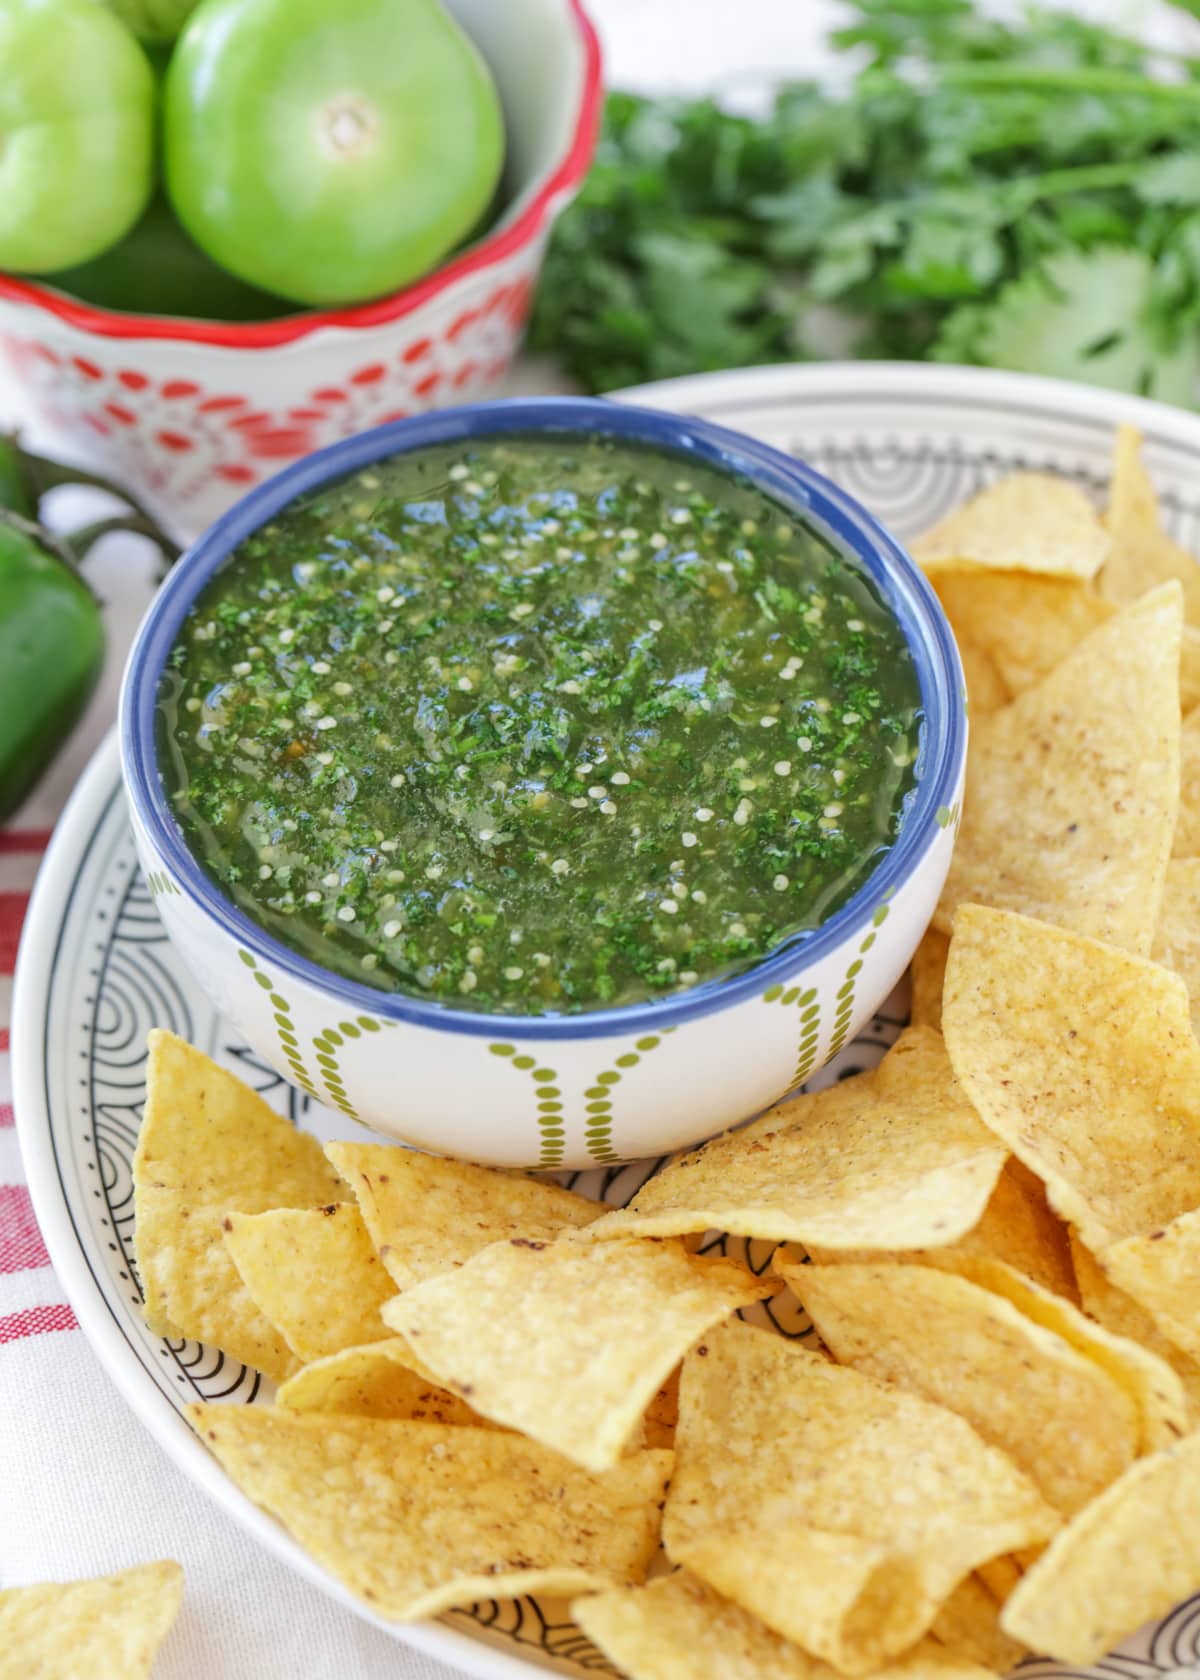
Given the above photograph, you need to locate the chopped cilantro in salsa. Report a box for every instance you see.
[160,434,921,1013]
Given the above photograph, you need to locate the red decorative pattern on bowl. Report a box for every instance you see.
[0,0,600,536]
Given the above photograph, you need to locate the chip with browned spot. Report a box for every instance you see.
[190,1405,670,1620]
[325,1142,599,1291]
[133,1030,344,1380]
[586,1027,1004,1253]
[661,1322,1057,1674]
[934,584,1182,953]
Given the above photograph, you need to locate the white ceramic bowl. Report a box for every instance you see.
[0,0,600,538]
[119,397,967,1168]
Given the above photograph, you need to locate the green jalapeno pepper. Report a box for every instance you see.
[0,435,178,821]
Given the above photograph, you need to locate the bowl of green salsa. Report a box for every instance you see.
[120,398,966,1167]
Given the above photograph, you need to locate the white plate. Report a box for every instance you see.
[16,361,1200,1680]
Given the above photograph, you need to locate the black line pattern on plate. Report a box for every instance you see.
[47,424,1200,1677]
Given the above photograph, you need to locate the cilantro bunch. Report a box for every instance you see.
[529,0,1200,403]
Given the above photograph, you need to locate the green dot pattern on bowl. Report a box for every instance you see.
[488,1042,564,1169]
[236,947,318,1100]
[582,1032,672,1165]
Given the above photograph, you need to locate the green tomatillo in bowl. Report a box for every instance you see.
[163,0,507,307]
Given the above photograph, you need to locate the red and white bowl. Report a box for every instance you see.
[0,0,601,536]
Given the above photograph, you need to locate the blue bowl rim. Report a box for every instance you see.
[120,396,966,1042]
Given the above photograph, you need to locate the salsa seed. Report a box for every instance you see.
[797,736,813,751]
[383,920,403,938]
[259,864,273,880]
[773,873,790,891]
[322,872,339,886]
[672,882,688,900]
[504,966,524,980]
[460,970,478,992]
[733,798,753,826]
[729,920,747,938]
[660,899,679,915]
[600,801,618,815]
[333,681,352,696]
[824,802,844,818]
[316,716,337,730]
[648,532,668,549]
[691,889,708,903]
[570,797,588,809]
[550,858,570,876]
[390,774,406,788]
[611,771,630,785]
[312,660,331,674]
[305,890,321,904]
[426,864,444,880]
[774,761,792,776]
[681,831,698,847]
[337,906,356,922]
[468,944,484,965]
[759,715,779,727]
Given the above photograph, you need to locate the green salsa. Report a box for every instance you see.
[161,434,921,1014]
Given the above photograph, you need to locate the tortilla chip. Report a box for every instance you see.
[574,1570,1000,1680]
[276,1338,487,1425]
[382,1235,769,1473]
[1153,859,1200,1038]
[909,928,949,1031]
[940,1255,1187,1455]
[223,1203,394,1364]
[1071,1231,1200,1415]
[913,472,1109,580]
[1181,624,1200,716]
[189,1404,670,1619]
[1001,1431,1200,1662]
[585,1027,1004,1251]
[934,569,1115,700]
[133,1030,344,1379]
[943,905,1200,1251]
[975,1557,1022,1603]
[803,1159,1077,1300]
[644,1369,681,1451]
[662,1322,1058,1674]
[956,635,1010,718]
[927,1574,1028,1672]
[1173,716,1200,860]
[325,1142,600,1292]
[1101,424,1200,624]
[780,1258,1137,1514]
[1104,1208,1200,1364]
[0,1561,182,1679]
[934,584,1182,953]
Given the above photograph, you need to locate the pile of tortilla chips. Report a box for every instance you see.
[130,428,1200,1680]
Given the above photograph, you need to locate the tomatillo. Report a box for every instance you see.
[0,0,156,272]
[100,0,199,44]
[48,193,290,322]
[163,0,506,307]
